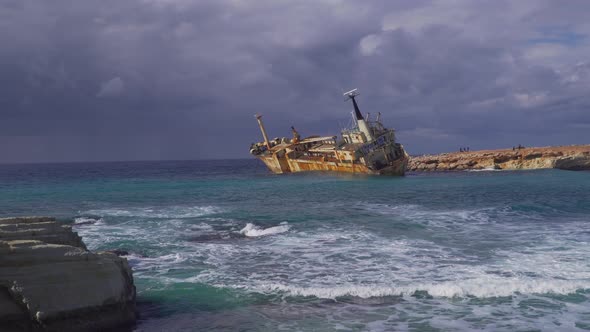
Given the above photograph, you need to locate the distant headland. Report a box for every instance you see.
[408,145,590,172]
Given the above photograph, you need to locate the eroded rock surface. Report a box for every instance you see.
[0,217,136,332]
[408,145,590,172]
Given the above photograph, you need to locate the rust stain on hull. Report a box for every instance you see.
[249,88,409,176]
[257,151,409,176]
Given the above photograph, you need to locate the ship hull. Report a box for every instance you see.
[256,149,409,176]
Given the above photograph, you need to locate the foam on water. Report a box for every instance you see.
[74,202,590,304]
[239,222,290,237]
[73,217,104,225]
[69,200,590,331]
[83,205,222,219]
[4,156,590,331]
[189,215,590,301]
[366,203,495,225]
[130,252,188,267]
[249,277,589,299]
[468,167,502,172]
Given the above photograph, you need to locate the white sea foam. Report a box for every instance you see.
[467,167,502,172]
[73,217,104,225]
[84,205,222,219]
[75,201,590,307]
[370,203,488,220]
[245,276,589,299]
[364,203,498,229]
[124,252,190,273]
[191,221,590,301]
[239,222,290,237]
[191,222,214,231]
[61,183,590,330]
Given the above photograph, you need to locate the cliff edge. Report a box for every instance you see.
[0,216,136,332]
[408,145,590,172]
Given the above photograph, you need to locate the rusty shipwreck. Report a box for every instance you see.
[249,89,409,176]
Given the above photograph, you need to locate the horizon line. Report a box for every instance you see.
[0,157,254,166]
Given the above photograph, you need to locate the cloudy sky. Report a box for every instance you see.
[1,0,589,162]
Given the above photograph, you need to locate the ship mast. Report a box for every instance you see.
[255,114,271,150]
[343,89,374,142]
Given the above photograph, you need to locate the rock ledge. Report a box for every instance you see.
[0,216,136,332]
[408,144,590,172]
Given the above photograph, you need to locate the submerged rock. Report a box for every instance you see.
[0,217,136,332]
[408,145,590,172]
[106,249,130,257]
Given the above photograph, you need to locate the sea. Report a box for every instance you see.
[1,159,589,331]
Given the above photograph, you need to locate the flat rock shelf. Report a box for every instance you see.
[0,216,136,332]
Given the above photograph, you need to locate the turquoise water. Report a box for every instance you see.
[1,160,590,331]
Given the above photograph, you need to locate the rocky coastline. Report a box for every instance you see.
[408,144,590,172]
[0,216,136,332]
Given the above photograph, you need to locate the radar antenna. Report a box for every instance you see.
[343,89,359,100]
[343,88,364,121]
[342,88,374,141]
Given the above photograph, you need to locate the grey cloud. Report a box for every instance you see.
[0,0,589,162]
[97,77,124,98]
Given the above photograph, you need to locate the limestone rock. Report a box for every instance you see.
[408,145,590,172]
[0,217,136,332]
[555,154,590,170]
[0,217,86,250]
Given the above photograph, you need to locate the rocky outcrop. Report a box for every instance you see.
[0,217,136,332]
[0,217,87,249]
[408,145,590,172]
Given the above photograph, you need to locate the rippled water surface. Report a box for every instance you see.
[1,160,590,331]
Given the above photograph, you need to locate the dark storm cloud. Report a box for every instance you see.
[0,0,589,162]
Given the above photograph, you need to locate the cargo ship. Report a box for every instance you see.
[249,89,409,176]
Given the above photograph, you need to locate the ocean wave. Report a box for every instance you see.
[191,222,214,231]
[467,167,502,172]
[367,203,494,225]
[125,252,189,271]
[248,278,590,299]
[193,223,590,303]
[73,216,104,225]
[239,222,290,237]
[364,201,578,225]
[83,205,222,219]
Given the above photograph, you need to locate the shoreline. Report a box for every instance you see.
[408,144,590,172]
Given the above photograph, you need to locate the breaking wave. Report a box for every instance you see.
[73,217,103,225]
[240,222,290,237]
[247,278,589,299]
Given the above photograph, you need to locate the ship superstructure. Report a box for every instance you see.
[249,89,409,176]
